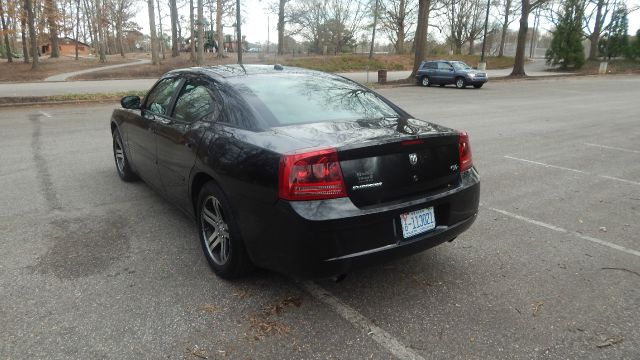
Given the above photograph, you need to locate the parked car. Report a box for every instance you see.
[415,60,488,89]
[110,65,480,279]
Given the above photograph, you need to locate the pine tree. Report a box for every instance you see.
[598,5,629,60]
[545,0,585,69]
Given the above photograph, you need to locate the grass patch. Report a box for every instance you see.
[276,54,515,72]
[577,59,640,74]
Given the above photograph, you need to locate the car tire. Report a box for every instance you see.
[112,129,138,182]
[473,84,483,89]
[196,181,253,279]
[455,77,466,89]
[421,76,431,87]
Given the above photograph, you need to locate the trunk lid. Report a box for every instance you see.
[273,117,461,208]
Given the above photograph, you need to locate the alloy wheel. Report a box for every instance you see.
[200,195,231,265]
[114,136,125,174]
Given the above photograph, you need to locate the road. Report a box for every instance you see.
[0,59,566,97]
[1,76,639,359]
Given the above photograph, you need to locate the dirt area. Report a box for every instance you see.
[0,55,134,82]
[576,59,640,75]
[71,52,241,80]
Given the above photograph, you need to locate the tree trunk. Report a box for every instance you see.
[95,0,106,62]
[156,0,165,59]
[510,1,530,76]
[196,0,203,64]
[277,0,285,55]
[0,0,13,62]
[235,0,241,64]
[44,0,59,57]
[455,42,462,54]
[369,0,378,59]
[215,0,222,58]
[411,0,430,77]
[588,0,603,60]
[189,0,195,60]
[499,0,510,57]
[148,0,159,64]
[20,15,29,62]
[396,0,405,54]
[24,0,37,69]
[468,39,474,55]
[170,0,178,56]
[75,0,80,59]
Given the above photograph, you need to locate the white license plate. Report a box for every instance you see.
[400,207,436,239]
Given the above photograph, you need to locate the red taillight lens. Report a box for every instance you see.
[458,131,473,172]
[279,147,347,201]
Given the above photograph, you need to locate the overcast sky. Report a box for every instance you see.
[134,0,640,45]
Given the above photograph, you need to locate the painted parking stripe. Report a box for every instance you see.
[584,143,640,154]
[503,155,588,174]
[486,207,640,258]
[301,281,426,360]
[504,155,640,186]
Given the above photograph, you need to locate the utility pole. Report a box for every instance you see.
[266,15,269,54]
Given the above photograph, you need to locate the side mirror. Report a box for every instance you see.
[121,95,141,109]
[449,67,454,71]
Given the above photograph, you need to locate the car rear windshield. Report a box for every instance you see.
[227,73,399,126]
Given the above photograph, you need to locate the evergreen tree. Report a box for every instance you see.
[631,29,640,60]
[599,5,629,60]
[545,0,585,69]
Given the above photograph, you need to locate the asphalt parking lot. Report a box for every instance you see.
[1,76,638,359]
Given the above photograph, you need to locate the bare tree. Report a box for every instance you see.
[497,0,519,56]
[277,0,288,54]
[215,0,222,57]
[156,0,165,59]
[20,8,29,62]
[148,0,160,64]
[196,0,203,64]
[379,0,418,54]
[510,0,548,76]
[442,0,485,54]
[24,0,37,68]
[411,0,430,77]
[169,0,178,56]
[44,0,59,57]
[95,0,106,61]
[1,0,13,62]
[583,0,616,60]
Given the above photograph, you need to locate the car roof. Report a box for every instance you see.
[166,64,325,81]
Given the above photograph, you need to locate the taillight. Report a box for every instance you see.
[458,131,473,172]
[278,147,347,201]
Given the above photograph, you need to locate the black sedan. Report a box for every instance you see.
[110,65,480,279]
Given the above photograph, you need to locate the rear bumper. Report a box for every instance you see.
[244,168,480,278]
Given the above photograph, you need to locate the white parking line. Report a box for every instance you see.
[486,207,640,258]
[503,155,588,174]
[504,155,640,186]
[301,281,426,360]
[38,111,52,118]
[584,143,640,154]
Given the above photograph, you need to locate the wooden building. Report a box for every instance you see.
[41,37,92,56]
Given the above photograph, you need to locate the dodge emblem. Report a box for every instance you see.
[409,153,418,165]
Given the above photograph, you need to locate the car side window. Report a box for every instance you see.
[437,62,450,70]
[427,62,437,70]
[145,78,182,116]
[172,81,219,122]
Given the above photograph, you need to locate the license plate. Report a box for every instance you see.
[400,207,436,239]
